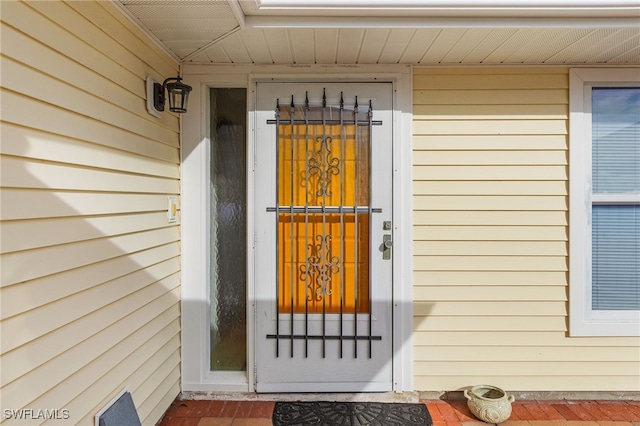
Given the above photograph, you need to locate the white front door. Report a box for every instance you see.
[254,82,394,392]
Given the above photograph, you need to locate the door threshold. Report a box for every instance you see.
[179,391,420,404]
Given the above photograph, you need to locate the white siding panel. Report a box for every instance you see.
[398,29,441,64]
[412,67,640,392]
[291,29,316,64]
[420,29,467,64]
[378,29,416,64]
[591,30,640,64]
[456,29,519,64]
[202,43,232,64]
[241,30,275,64]
[439,29,493,64]
[314,29,339,64]
[223,33,255,64]
[480,29,558,64]
[514,29,594,64]
[263,29,294,64]
[0,1,180,424]
[358,29,390,64]
[336,29,365,64]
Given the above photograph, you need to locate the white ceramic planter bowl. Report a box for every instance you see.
[464,384,515,423]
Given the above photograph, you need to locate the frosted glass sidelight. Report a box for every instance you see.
[209,88,247,371]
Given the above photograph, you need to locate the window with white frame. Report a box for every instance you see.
[569,68,640,336]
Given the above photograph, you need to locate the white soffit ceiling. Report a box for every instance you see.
[115,0,640,65]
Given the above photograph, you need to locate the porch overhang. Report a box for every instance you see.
[114,0,639,65]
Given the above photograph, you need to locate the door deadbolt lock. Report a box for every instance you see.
[382,234,392,260]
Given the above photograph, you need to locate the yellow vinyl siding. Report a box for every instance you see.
[0,1,180,424]
[2,212,178,253]
[1,123,179,178]
[415,271,568,286]
[412,67,639,392]
[0,90,178,161]
[0,157,180,194]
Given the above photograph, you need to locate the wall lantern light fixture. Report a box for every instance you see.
[147,76,192,115]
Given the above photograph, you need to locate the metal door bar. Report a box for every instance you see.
[339,92,345,359]
[267,119,381,125]
[304,92,310,358]
[367,100,374,359]
[353,97,359,359]
[288,96,295,358]
[266,207,382,213]
[266,89,382,358]
[273,98,281,358]
[267,334,382,341]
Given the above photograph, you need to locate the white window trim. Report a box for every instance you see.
[569,68,640,337]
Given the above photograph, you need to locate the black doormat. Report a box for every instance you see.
[272,401,432,426]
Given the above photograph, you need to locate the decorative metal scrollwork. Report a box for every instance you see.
[300,234,340,302]
[266,88,383,358]
[307,136,340,197]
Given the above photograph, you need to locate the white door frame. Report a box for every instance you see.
[180,65,413,393]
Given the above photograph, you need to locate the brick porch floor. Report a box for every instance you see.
[158,399,640,426]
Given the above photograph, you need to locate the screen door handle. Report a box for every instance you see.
[382,234,392,260]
